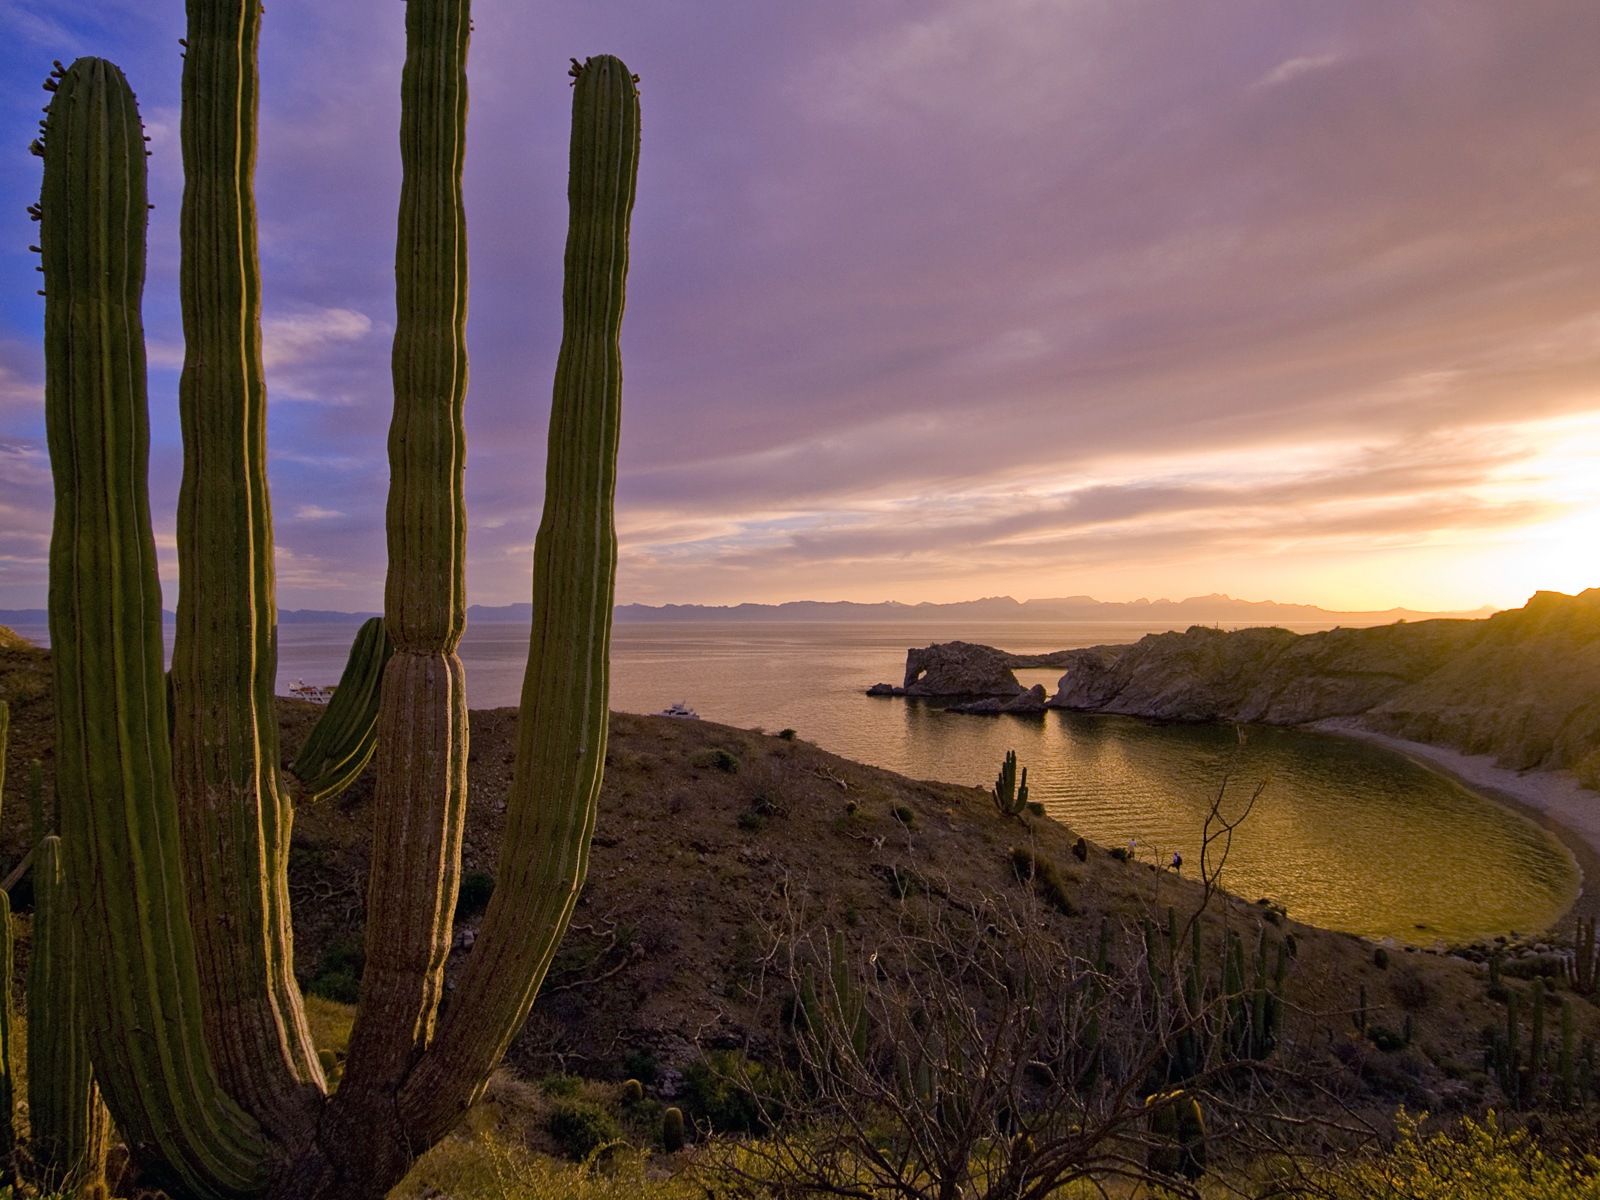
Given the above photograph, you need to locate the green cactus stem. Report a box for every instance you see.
[25,759,46,848]
[171,0,323,1132]
[662,1106,686,1153]
[329,0,474,1149]
[27,835,110,1195]
[289,618,395,802]
[41,54,267,1196]
[388,51,640,1147]
[991,750,1028,817]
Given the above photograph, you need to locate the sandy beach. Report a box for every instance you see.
[1311,717,1600,926]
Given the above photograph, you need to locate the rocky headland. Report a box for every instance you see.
[1044,589,1600,786]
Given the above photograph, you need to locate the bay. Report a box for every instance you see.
[9,617,1577,943]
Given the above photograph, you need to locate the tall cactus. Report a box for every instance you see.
[39,8,638,1197]
[992,750,1028,817]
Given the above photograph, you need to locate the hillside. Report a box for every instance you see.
[0,626,1583,1131]
[1046,589,1600,785]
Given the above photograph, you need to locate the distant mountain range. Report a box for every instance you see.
[0,593,1496,631]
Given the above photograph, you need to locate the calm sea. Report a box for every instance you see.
[10,617,1577,943]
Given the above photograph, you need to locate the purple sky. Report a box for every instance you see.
[3,1,1600,612]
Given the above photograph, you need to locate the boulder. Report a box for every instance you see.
[865,682,900,697]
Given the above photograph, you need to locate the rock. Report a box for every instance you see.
[902,641,1025,697]
[1003,685,1049,713]
[866,682,899,696]
[946,697,1005,714]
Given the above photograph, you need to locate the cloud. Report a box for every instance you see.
[1251,52,1345,91]
[6,1,1600,611]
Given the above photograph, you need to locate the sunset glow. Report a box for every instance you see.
[3,2,1599,614]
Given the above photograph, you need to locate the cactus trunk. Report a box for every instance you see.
[41,55,269,1196]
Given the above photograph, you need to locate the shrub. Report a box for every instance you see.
[1072,836,1088,861]
[777,728,797,740]
[1009,847,1075,916]
[737,810,766,832]
[306,938,364,1004]
[1373,947,1390,970]
[546,1100,622,1161]
[682,1050,779,1135]
[891,805,915,826]
[1316,1112,1600,1200]
[454,868,495,919]
[711,748,740,773]
[1369,1024,1407,1053]
[540,1073,583,1098]
[1025,800,1046,817]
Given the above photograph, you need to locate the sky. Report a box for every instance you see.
[2,1,1599,614]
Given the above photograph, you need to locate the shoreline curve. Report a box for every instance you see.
[1308,717,1595,928]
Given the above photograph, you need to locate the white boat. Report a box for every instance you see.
[289,678,337,704]
[657,701,700,719]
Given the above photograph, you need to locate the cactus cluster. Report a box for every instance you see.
[33,4,639,1195]
[1145,1090,1206,1181]
[1486,978,1594,1110]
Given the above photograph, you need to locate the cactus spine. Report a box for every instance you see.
[992,750,1028,817]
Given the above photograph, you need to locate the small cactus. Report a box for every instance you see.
[991,750,1028,817]
[662,1105,686,1152]
[620,1078,644,1106]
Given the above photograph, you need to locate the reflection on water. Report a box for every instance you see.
[13,617,1574,944]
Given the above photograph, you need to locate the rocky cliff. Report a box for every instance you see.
[1047,590,1600,784]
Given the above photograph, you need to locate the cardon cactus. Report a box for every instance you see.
[38,3,638,1196]
[992,749,1029,817]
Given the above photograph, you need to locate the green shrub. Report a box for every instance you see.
[777,728,796,740]
[539,1073,583,1098]
[1009,847,1076,916]
[306,937,364,1004]
[737,809,766,832]
[1317,1112,1600,1199]
[455,869,495,918]
[1025,800,1046,817]
[1373,947,1390,970]
[546,1100,622,1161]
[1072,836,1088,861]
[891,805,915,826]
[680,1050,777,1134]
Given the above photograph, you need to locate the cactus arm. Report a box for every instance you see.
[332,0,472,1138]
[27,835,110,1194]
[288,618,394,803]
[172,0,325,1130]
[395,53,638,1146]
[41,56,268,1196]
